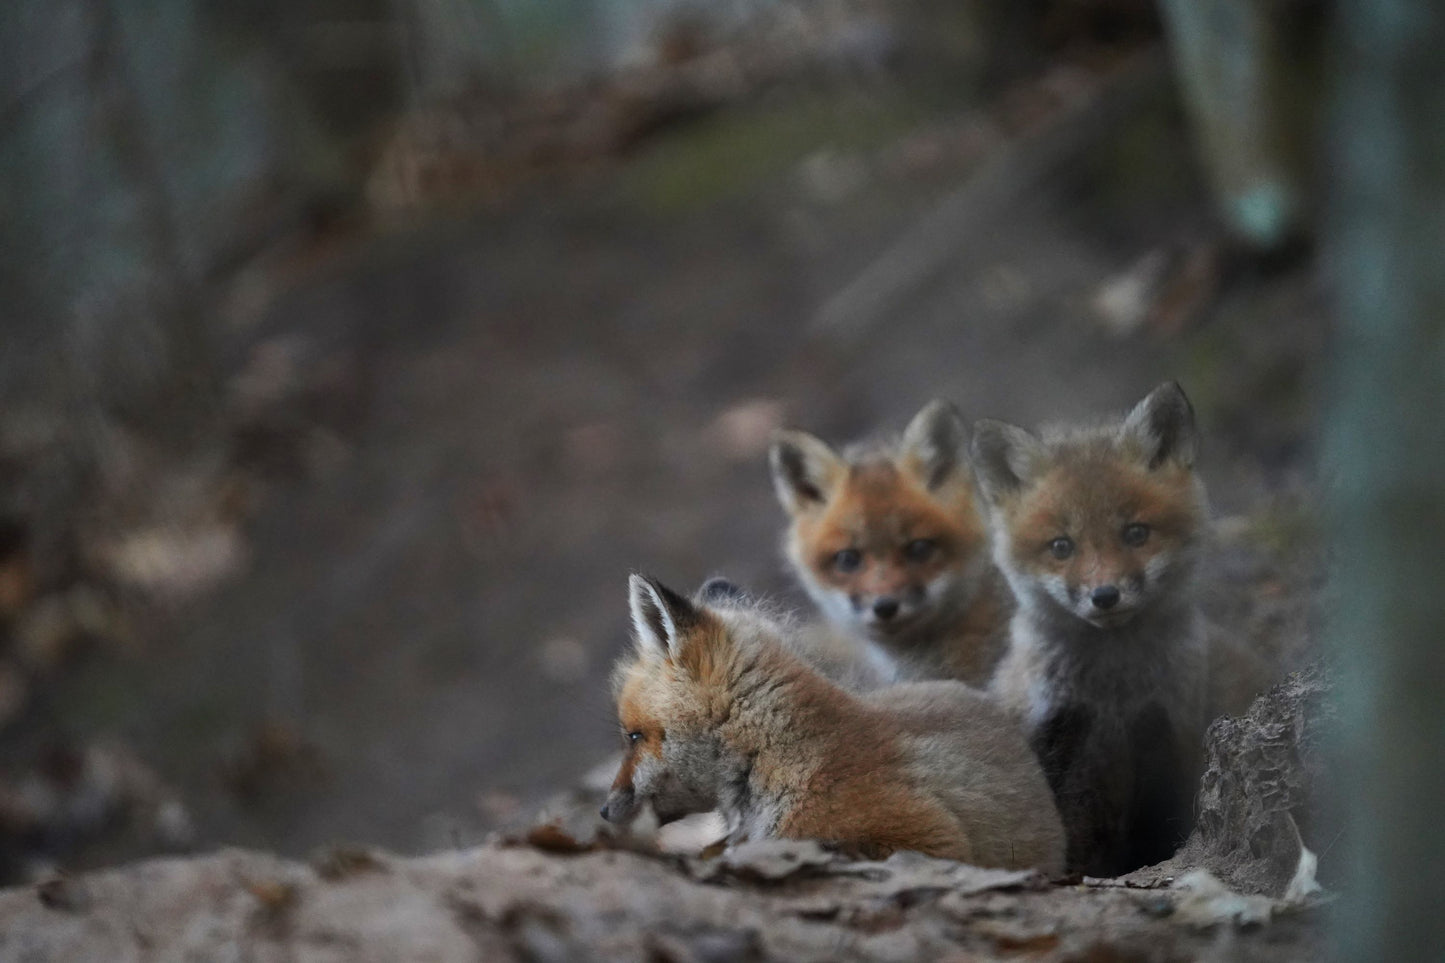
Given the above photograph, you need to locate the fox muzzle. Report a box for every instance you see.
[600,786,638,824]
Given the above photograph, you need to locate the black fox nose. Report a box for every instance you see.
[1090,585,1121,610]
[873,597,900,620]
[599,803,610,821]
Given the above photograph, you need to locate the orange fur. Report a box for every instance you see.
[770,402,1010,686]
[603,576,1064,871]
[998,456,1204,594]
[796,461,987,600]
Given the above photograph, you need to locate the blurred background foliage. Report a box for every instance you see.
[0,0,1335,886]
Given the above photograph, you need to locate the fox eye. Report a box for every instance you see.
[626,731,642,744]
[903,538,937,562]
[833,548,862,572]
[1048,536,1074,560]
[1122,523,1150,547]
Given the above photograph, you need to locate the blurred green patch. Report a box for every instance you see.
[1234,500,1321,557]
[1179,327,1230,416]
[618,87,958,217]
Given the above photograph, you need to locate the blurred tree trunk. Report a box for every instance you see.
[0,0,405,421]
[1157,0,1323,249]
[0,0,402,571]
[1326,0,1445,958]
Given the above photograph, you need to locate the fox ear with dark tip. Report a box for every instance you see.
[970,419,1044,506]
[698,577,746,606]
[900,399,968,491]
[769,429,845,516]
[628,574,701,662]
[1122,382,1197,469]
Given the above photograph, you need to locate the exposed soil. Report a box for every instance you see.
[0,836,1330,962]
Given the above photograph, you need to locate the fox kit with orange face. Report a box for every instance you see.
[768,401,1008,686]
[603,574,1064,872]
[972,382,1209,877]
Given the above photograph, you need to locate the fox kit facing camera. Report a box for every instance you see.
[971,382,1209,877]
[602,575,1065,872]
[769,401,1009,686]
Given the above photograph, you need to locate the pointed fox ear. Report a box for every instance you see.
[769,430,845,515]
[697,576,746,605]
[970,419,1044,505]
[628,574,702,662]
[900,400,968,491]
[1122,382,1197,469]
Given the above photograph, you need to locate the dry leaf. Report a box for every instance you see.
[525,822,591,854]
[711,838,836,881]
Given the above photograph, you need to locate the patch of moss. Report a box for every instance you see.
[1238,501,1321,557]
[1179,326,1232,419]
[618,86,959,217]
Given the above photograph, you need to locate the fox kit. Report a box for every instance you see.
[602,574,1064,872]
[768,401,1009,686]
[971,382,1209,877]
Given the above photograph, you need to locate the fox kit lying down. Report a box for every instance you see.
[601,574,1064,872]
[769,401,1010,686]
[972,382,1210,877]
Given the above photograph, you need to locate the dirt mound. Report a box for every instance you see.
[1146,665,1335,897]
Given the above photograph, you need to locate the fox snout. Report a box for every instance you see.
[853,584,927,629]
[1067,571,1146,625]
[1089,585,1121,610]
[600,785,638,824]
